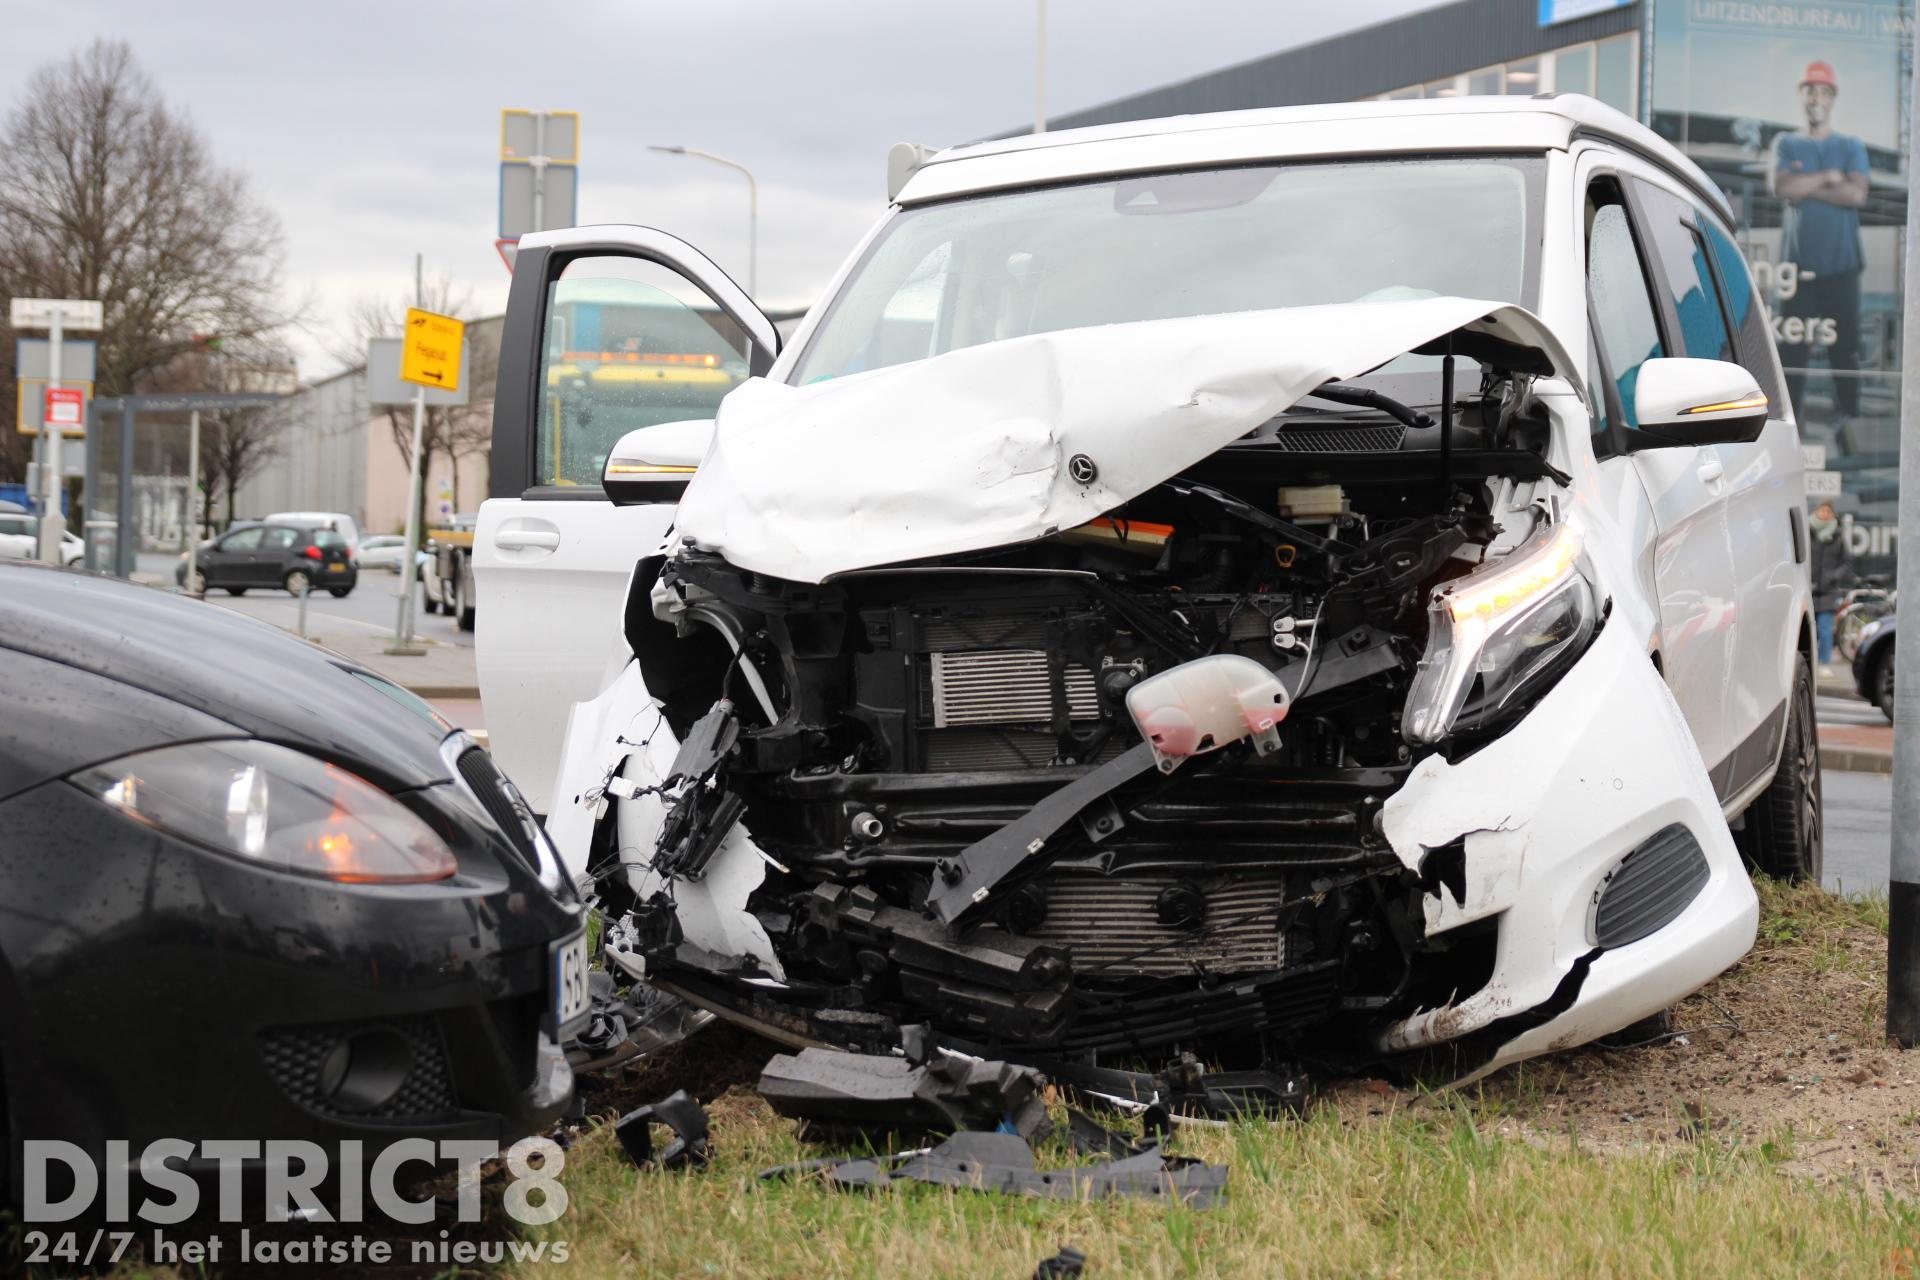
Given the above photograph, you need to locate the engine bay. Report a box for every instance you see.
[577,362,1605,1077]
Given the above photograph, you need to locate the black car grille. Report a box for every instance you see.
[457,746,540,870]
[259,1016,458,1121]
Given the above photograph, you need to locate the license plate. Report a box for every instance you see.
[326,562,347,573]
[551,931,590,1037]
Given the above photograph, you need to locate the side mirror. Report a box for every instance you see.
[602,418,716,506]
[1629,357,1769,448]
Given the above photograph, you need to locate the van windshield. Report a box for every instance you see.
[791,157,1544,387]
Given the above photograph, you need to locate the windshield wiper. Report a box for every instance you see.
[1303,382,1435,430]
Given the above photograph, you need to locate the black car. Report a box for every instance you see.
[0,564,584,1207]
[176,521,358,597]
[1852,610,1897,722]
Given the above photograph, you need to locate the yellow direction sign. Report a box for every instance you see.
[401,308,464,392]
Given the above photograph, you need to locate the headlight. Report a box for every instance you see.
[1403,520,1599,745]
[71,740,457,883]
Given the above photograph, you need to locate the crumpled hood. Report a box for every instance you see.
[675,297,1576,584]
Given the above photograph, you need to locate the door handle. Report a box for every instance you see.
[493,530,561,551]
[1696,458,1724,485]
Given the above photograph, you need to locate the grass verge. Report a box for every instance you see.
[515,878,1916,1279]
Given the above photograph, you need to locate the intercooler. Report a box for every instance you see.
[917,614,1103,769]
[1024,869,1290,978]
[927,650,1098,727]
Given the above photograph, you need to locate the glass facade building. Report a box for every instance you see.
[1037,0,1913,573]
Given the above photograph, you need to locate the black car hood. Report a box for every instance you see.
[0,565,453,791]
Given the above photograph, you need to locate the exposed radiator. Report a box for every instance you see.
[928,649,1098,728]
[1025,869,1289,978]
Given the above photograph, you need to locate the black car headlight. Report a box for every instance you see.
[1403,520,1599,745]
[71,740,458,883]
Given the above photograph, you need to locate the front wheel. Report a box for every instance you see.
[1736,655,1823,883]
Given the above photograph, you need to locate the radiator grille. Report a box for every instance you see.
[1026,869,1289,977]
[457,746,541,870]
[928,649,1098,728]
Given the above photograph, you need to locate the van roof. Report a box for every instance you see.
[897,94,1727,219]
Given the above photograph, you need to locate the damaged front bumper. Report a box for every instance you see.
[1378,618,1758,1079]
[546,608,1755,1082]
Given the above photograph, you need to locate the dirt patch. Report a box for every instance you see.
[573,1022,772,1120]
[1326,881,1920,1191]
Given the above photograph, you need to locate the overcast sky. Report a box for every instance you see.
[3,0,1441,376]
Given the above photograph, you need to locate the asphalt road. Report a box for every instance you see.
[136,552,470,650]
[1823,769,1893,898]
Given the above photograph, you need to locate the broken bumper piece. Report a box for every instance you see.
[757,1040,1050,1140]
[761,1130,1229,1208]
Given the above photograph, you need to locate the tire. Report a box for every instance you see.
[283,569,312,597]
[456,573,476,632]
[328,586,352,598]
[1874,642,1896,723]
[224,586,247,596]
[1736,655,1823,883]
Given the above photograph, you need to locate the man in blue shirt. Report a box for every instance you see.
[1771,60,1870,421]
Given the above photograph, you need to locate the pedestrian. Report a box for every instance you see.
[1809,500,1852,668]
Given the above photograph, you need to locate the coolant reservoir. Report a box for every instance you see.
[1125,654,1291,774]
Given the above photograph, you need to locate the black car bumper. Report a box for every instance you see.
[0,775,581,1188]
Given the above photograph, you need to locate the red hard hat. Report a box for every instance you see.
[1803,61,1838,89]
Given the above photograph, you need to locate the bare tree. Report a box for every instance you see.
[0,40,288,483]
[143,337,297,531]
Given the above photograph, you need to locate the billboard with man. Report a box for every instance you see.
[1652,1,1910,572]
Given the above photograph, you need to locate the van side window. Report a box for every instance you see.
[1698,216,1786,407]
[1632,183,1733,364]
[1585,189,1665,428]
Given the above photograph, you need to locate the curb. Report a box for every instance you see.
[1822,745,1892,775]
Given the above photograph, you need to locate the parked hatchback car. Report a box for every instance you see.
[265,510,363,563]
[0,512,85,567]
[177,521,358,596]
[479,95,1815,1087]
[0,562,585,1206]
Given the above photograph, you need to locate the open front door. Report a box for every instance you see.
[476,225,777,811]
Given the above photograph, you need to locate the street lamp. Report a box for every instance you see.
[648,145,758,299]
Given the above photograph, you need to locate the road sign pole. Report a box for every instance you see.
[185,409,203,596]
[392,389,428,653]
[38,308,64,561]
[1889,33,1920,1046]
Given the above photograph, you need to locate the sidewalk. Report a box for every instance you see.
[1817,666,1891,776]
[301,629,487,738]
[309,628,479,698]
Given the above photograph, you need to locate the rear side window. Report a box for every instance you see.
[1698,217,1785,407]
[259,527,299,551]
[221,528,264,552]
[1632,183,1733,364]
[1586,197,1665,428]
